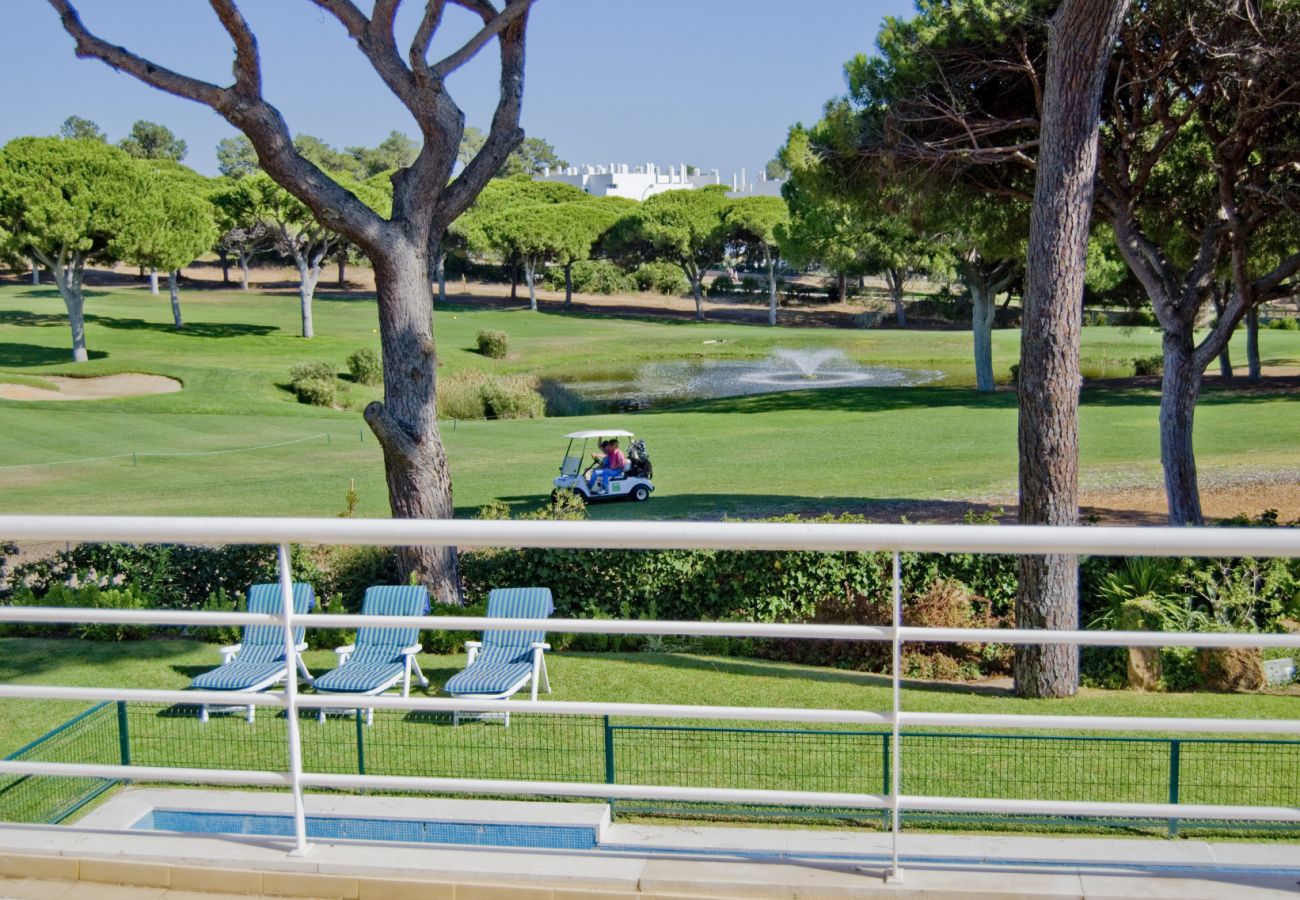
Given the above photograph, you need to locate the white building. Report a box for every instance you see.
[536,162,785,201]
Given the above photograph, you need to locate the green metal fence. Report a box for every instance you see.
[2,701,1297,838]
[0,702,122,824]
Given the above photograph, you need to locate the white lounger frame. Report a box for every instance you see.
[198,641,314,723]
[449,640,550,727]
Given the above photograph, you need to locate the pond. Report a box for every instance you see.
[560,348,940,411]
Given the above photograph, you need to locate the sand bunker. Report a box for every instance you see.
[0,373,182,401]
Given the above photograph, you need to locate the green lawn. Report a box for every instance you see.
[1,282,1297,520]
[1,639,1296,829]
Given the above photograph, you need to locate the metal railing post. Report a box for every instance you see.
[276,543,310,856]
[887,551,904,883]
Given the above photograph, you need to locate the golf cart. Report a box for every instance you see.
[553,429,654,503]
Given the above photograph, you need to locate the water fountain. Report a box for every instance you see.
[564,347,938,411]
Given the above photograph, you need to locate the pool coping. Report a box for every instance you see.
[2,788,1298,898]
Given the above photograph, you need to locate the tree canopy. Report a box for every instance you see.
[0,136,142,359]
[726,195,789,326]
[59,115,105,142]
[611,186,733,320]
[117,119,187,161]
[216,135,258,178]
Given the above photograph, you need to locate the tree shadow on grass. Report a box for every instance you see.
[563,651,1015,698]
[0,308,276,339]
[0,637,202,682]
[0,343,107,366]
[14,288,112,301]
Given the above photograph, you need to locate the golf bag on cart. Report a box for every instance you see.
[627,439,652,479]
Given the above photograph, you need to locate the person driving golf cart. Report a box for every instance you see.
[587,438,627,494]
[554,429,653,503]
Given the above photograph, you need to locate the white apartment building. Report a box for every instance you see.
[536,162,785,200]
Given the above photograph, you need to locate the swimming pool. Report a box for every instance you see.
[134,808,598,851]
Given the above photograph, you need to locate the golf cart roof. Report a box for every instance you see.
[564,429,634,439]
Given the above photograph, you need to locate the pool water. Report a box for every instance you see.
[134,809,597,850]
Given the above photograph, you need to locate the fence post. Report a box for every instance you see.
[355,709,366,777]
[115,701,131,772]
[881,732,892,831]
[887,551,904,883]
[603,716,616,817]
[276,543,310,856]
[1167,739,1181,838]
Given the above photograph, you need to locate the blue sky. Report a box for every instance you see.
[1,1,914,178]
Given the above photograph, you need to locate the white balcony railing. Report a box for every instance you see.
[0,515,1297,882]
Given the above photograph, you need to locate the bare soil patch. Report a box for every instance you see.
[0,373,181,402]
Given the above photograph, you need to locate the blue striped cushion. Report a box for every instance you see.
[443,588,553,696]
[482,587,554,655]
[444,660,532,695]
[190,582,315,693]
[192,659,288,691]
[314,660,407,693]
[314,585,429,694]
[354,585,429,655]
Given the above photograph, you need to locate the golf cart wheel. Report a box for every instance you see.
[631,485,650,502]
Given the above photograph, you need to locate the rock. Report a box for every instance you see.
[1126,646,1162,691]
[1196,647,1266,692]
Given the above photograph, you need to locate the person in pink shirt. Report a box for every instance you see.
[588,439,627,494]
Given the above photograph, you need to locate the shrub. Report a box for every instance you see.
[289,361,335,383]
[633,261,689,295]
[1268,317,1299,330]
[476,329,509,359]
[293,376,337,407]
[481,377,545,420]
[9,542,323,612]
[1119,308,1158,327]
[1083,309,1109,326]
[741,275,762,297]
[709,275,735,296]
[346,348,382,386]
[436,370,545,421]
[1133,355,1163,377]
[544,260,633,295]
[289,361,338,406]
[5,582,151,641]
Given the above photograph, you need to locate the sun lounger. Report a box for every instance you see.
[190,582,315,722]
[312,585,430,724]
[443,587,554,725]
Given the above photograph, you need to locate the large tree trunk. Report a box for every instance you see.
[50,258,89,363]
[238,249,251,291]
[563,261,573,308]
[971,281,997,392]
[217,249,231,286]
[1245,306,1261,383]
[148,268,159,295]
[765,250,778,327]
[294,255,318,339]
[1015,0,1128,699]
[363,242,461,604]
[838,271,848,303]
[168,270,183,329]
[887,268,907,327]
[1212,284,1233,378]
[524,257,538,311]
[1160,334,1204,525]
[337,250,347,288]
[510,261,519,300]
[687,265,704,320]
[436,248,447,304]
[30,257,40,285]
